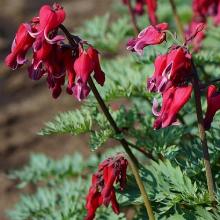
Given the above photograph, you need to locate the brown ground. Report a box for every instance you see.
[0,0,112,219]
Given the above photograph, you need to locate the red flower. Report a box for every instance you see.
[5,4,105,101]
[192,0,214,18]
[147,53,169,93]
[85,175,103,220]
[63,49,76,95]
[87,46,105,86]
[28,3,65,48]
[28,42,75,99]
[153,85,192,129]
[73,46,105,101]
[185,21,206,51]
[85,155,128,220]
[147,46,193,129]
[28,40,53,80]
[166,47,192,85]
[188,0,220,51]
[145,0,158,25]
[192,0,220,26]
[147,47,192,93]
[127,23,168,55]
[204,85,220,130]
[5,23,35,69]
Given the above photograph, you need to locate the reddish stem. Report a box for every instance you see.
[127,0,140,35]
[191,61,215,202]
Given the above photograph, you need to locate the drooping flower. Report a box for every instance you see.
[191,0,220,30]
[153,85,192,129]
[187,0,219,51]
[147,53,168,93]
[28,40,53,80]
[87,46,105,86]
[165,47,192,85]
[85,155,128,220]
[62,48,76,95]
[147,46,193,129]
[73,46,105,101]
[147,47,192,93]
[28,3,66,48]
[5,3,105,101]
[185,21,206,51]
[192,0,214,18]
[204,85,220,130]
[29,42,73,98]
[127,23,168,55]
[44,45,67,98]
[5,23,35,69]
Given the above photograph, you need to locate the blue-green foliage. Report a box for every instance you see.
[8,0,220,219]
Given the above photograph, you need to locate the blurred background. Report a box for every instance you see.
[0,0,112,219]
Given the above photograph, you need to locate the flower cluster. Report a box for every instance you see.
[85,155,128,220]
[127,24,194,129]
[193,0,220,25]
[122,0,158,25]
[128,21,220,130]
[148,46,193,129]
[186,0,220,50]
[5,4,105,100]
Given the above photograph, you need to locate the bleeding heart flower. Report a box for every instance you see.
[188,0,220,52]
[85,155,128,220]
[166,47,192,85]
[28,3,66,47]
[185,21,206,51]
[73,46,105,101]
[147,47,192,93]
[28,42,75,99]
[192,0,213,18]
[153,85,192,129]
[28,40,53,80]
[204,85,220,130]
[5,23,35,69]
[87,46,105,86]
[147,53,168,93]
[5,3,108,101]
[127,23,168,55]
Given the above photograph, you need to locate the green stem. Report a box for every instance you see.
[88,78,155,220]
[168,0,185,42]
[191,61,215,202]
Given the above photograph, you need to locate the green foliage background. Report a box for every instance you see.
[7,0,220,219]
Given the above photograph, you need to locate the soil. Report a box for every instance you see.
[0,0,112,219]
